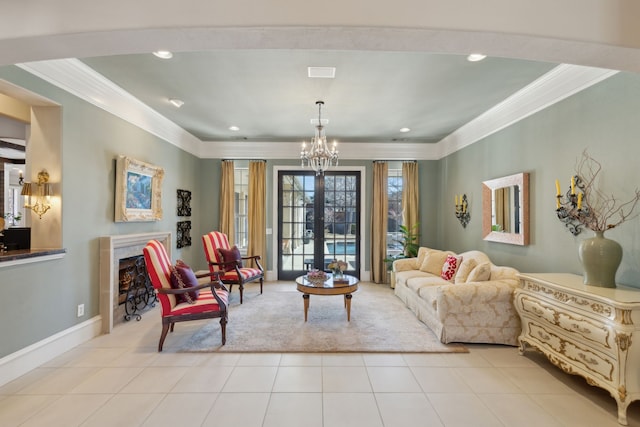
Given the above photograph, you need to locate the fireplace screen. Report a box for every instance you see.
[118,255,156,321]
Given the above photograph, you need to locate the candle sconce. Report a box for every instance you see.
[556,175,591,235]
[455,194,470,228]
[21,169,53,219]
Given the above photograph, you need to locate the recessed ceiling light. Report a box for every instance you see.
[308,67,336,78]
[153,50,173,59]
[229,126,240,131]
[467,53,487,62]
[168,98,184,108]
[399,127,411,133]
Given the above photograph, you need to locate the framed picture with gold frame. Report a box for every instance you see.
[115,156,164,222]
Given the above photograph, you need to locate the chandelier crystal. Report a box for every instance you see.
[301,101,338,175]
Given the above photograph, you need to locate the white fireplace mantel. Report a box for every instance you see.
[99,231,171,333]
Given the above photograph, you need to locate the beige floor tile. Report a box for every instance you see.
[222,366,278,392]
[140,393,218,427]
[375,392,444,427]
[401,353,450,367]
[119,366,188,393]
[322,353,365,366]
[323,366,372,392]
[149,351,212,367]
[171,366,234,393]
[105,348,160,367]
[18,367,100,395]
[500,366,576,394]
[437,352,493,368]
[199,353,241,367]
[65,347,130,367]
[530,394,624,427]
[323,392,384,427]
[79,393,164,427]
[472,345,539,368]
[20,394,112,427]
[0,367,55,395]
[411,367,472,393]
[479,393,563,427]
[201,392,270,427]
[280,353,323,366]
[0,395,60,427]
[363,353,407,366]
[263,393,323,427]
[273,366,322,392]
[456,366,522,394]
[427,392,503,427]
[366,366,422,392]
[236,353,282,366]
[70,367,144,394]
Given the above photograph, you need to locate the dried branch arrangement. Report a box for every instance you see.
[557,150,640,233]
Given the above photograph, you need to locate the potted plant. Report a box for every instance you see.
[3,212,22,227]
[384,223,420,271]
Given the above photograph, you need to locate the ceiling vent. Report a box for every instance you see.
[308,67,336,78]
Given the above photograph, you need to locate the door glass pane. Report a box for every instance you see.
[278,170,359,280]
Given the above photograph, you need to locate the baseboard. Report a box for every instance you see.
[0,315,102,387]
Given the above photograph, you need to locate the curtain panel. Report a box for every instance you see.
[219,160,235,246]
[402,161,419,235]
[370,161,388,284]
[248,161,266,269]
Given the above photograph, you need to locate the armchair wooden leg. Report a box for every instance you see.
[220,317,227,345]
[239,284,244,304]
[158,322,171,352]
[259,277,263,294]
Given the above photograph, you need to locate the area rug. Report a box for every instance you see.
[177,281,467,353]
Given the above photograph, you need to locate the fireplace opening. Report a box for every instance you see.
[118,255,156,321]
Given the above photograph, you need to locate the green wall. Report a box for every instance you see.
[435,72,640,287]
[1,67,639,359]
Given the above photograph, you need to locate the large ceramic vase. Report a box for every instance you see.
[578,230,622,288]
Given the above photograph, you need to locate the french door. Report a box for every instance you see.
[277,170,361,280]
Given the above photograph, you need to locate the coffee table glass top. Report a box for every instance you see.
[296,273,358,289]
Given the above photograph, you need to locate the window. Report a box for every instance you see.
[387,168,403,258]
[234,167,249,251]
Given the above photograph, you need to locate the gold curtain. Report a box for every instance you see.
[219,160,235,245]
[370,161,388,284]
[402,161,419,233]
[248,160,266,269]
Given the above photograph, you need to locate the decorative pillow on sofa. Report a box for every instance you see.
[441,254,463,282]
[466,261,492,282]
[419,250,451,275]
[170,260,200,304]
[454,258,478,284]
[217,245,243,272]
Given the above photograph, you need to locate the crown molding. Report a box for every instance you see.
[17,59,616,161]
[16,59,202,156]
[436,64,618,158]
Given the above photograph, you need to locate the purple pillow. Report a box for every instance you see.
[170,260,200,304]
[217,245,242,272]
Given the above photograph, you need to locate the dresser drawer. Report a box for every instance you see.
[516,293,614,352]
[523,320,616,383]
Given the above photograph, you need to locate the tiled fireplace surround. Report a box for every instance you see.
[99,231,171,334]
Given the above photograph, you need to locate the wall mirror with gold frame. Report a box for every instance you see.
[482,172,530,245]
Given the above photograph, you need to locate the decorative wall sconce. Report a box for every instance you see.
[555,175,590,235]
[455,194,470,228]
[21,169,53,219]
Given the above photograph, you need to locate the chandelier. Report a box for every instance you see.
[300,101,338,175]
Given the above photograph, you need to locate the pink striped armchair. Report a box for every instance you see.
[202,231,264,304]
[143,239,229,351]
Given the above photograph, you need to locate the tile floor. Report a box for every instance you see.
[1,293,639,427]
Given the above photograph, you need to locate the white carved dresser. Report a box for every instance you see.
[515,273,640,425]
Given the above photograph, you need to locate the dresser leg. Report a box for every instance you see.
[616,399,629,425]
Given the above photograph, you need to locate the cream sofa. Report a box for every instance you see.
[393,247,521,345]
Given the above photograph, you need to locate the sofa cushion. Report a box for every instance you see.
[419,250,450,275]
[406,275,449,293]
[467,261,492,282]
[441,254,462,282]
[395,270,434,287]
[454,257,477,284]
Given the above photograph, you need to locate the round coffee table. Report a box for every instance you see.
[295,274,359,321]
